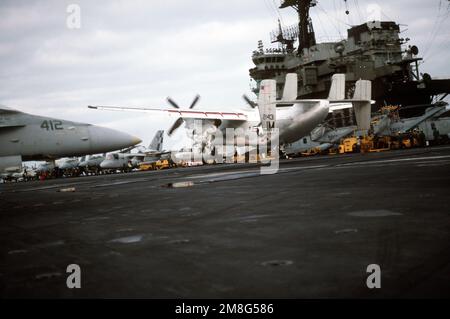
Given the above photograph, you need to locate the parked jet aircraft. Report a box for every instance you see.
[78,154,106,172]
[57,157,82,170]
[373,102,450,136]
[285,126,356,155]
[285,102,450,155]
[100,152,134,171]
[100,130,168,170]
[139,130,173,164]
[0,167,36,182]
[0,106,142,174]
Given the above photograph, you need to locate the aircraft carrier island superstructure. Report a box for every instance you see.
[250,0,450,124]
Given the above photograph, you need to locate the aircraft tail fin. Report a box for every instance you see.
[149,130,164,151]
[328,74,346,100]
[353,79,372,101]
[352,80,372,133]
[257,79,277,131]
[282,73,298,101]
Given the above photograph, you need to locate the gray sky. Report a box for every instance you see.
[1,0,449,148]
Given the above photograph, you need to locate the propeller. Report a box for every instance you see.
[166,97,180,109]
[167,95,201,136]
[242,94,257,108]
[189,94,200,109]
[168,118,184,136]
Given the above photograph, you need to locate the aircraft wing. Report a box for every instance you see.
[0,106,21,114]
[88,105,249,121]
[0,107,26,128]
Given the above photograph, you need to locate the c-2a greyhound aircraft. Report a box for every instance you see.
[99,130,169,170]
[88,73,372,158]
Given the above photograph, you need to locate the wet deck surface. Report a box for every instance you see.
[1,146,450,298]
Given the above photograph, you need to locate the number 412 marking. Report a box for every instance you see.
[41,120,63,130]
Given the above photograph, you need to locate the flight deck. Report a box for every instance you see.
[1,146,449,298]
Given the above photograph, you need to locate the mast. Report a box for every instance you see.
[279,0,317,54]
